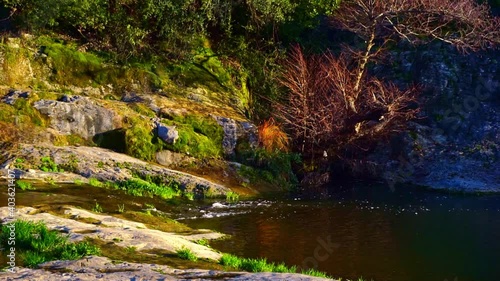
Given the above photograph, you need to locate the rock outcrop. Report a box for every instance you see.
[367,44,500,192]
[214,116,258,157]
[33,95,119,140]
[1,144,231,196]
[0,256,335,281]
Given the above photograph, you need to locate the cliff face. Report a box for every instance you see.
[368,43,500,192]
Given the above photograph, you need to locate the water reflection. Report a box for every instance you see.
[183,185,500,281]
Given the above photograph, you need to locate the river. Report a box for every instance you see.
[177,184,500,281]
[2,183,499,281]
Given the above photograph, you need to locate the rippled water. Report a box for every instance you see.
[179,185,500,281]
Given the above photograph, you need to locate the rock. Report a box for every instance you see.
[0,206,224,261]
[214,116,258,156]
[120,91,144,103]
[1,89,30,105]
[156,123,179,144]
[58,94,81,103]
[156,150,194,167]
[1,144,231,196]
[366,45,500,193]
[0,255,335,281]
[33,97,117,140]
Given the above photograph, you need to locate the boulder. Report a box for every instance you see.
[156,123,179,144]
[156,150,193,167]
[214,116,258,156]
[33,96,117,140]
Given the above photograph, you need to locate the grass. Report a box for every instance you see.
[184,192,195,201]
[195,239,210,247]
[15,180,35,191]
[117,204,125,213]
[0,220,100,268]
[300,268,332,278]
[176,246,198,261]
[74,179,84,185]
[225,191,239,203]
[39,156,63,172]
[113,177,181,200]
[92,202,103,213]
[219,254,299,273]
[88,177,104,187]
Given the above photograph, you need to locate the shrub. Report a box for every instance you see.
[258,118,289,152]
[237,148,301,189]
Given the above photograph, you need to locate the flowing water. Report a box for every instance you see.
[1,183,500,281]
[176,184,500,281]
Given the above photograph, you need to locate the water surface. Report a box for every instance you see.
[179,185,500,281]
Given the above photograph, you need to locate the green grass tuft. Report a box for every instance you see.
[92,202,103,213]
[88,177,103,187]
[225,191,239,203]
[15,180,35,191]
[219,254,300,274]
[176,246,198,261]
[39,156,63,172]
[301,268,332,278]
[0,220,100,268]
[113,177,181,200]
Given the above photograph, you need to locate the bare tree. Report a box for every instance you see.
[276,0,498,164]
[332,0,500,112]
[276,46,419,160]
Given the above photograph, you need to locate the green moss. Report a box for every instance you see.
[123,113,224,161]
[162,114,224,159]
[0,98,47,128]
[37,38,105,86]
[124,116,157,161]
[128,103,155,117]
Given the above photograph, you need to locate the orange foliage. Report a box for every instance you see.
[258,118,289,152]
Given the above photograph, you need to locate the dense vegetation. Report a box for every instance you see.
[0,0,498,184]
